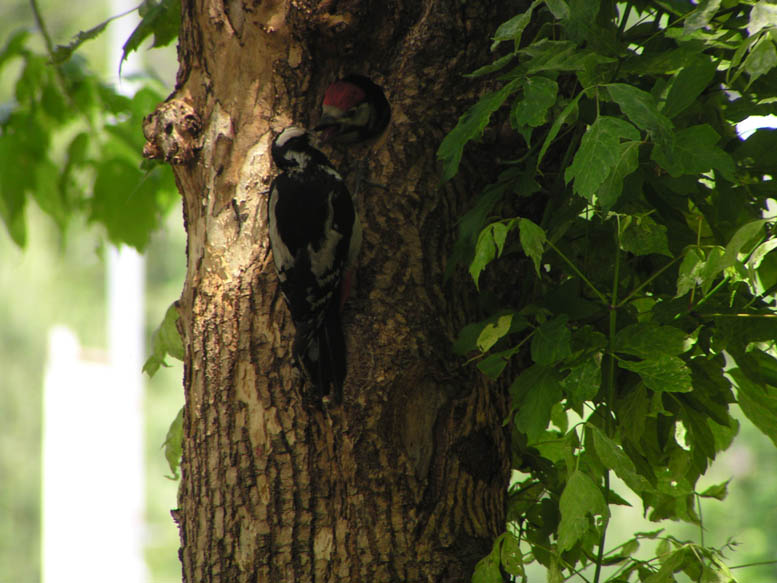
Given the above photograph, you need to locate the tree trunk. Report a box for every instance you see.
[144,1,528,580]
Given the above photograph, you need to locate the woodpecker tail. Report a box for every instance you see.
[293,305,346,405]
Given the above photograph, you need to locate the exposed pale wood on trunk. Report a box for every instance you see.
[144,1,529,580]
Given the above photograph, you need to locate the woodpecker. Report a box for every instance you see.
[267,126,362,404]
[315,74,391,144]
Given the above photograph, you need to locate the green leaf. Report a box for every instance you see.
[562,356,601,407]
[704,556,737,583]
[564,0,601,44]
[519,40,576,67]
[748,2,777,36]
[500,532,525,578]
[676,247,705,297]
[104,87,167,156]
[615,323,688,358]
[699,479,729,501]
[729,34,760,85]
[518,218,546,274]
[491,0,542,50]
[477,314,514,353]
[619,355,693,393]
[662,55,717,119]
[445,184,505,280]
[472,536,503,583]
[621,538,640,557]
[564,116,640,199]
[144,302,185,377]
[548,559,563,583]
[510,365,563,443]
[0,185,26,247]
[545,0,569,19]
[163,407,184,479]
[698,246,726,295]
[607,83,673,140]
[537,91,583,168]
[466,52,518,78]
[15,55,47,104]
[523,44,613,75]
[40,82,69,122]
[62,131,90,170]
[470,221,510,288]
[747,239,777,273]
[683,0,722,34]
[511,76,559,130]
[454,313,528,356]
[619,215,672,257]
[743,34,777,86]
[122,0,181,65]
[598,141,640,209]
[723,218,765,263]
[558,470,608,552]
[32,159,67,230]
[645,547,694,583]
[0,29,30,70]
[0,115,47,246]
[478,345,521,379]
[90,159,175,250]
[531,315,571,365]
[51,15,117,64]
[730,368,777,447]
[618,387,649,443]
[651,124,735,182]
[591,427,654,495]
[438,78,522,181]
[677,403,716,460]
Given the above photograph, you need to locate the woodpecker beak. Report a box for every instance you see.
[314,112,343,142]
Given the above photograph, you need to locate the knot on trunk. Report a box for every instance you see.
[143,99,202,165]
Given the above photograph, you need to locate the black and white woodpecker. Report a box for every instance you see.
[267,126,362,404]
[315,74,391,144]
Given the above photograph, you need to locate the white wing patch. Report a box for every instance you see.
[268,185,294,273]
[308,190,343,279]
[322,166,342,180]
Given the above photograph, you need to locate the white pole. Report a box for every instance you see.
[106,0,148,580]
[41,3,148,582]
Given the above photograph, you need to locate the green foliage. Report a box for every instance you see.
[144,301,184,377]
[0,7,184,577]
[122,0,181,67]
[0,19,178,250]
[163,406,184,479]
[444,2,777,581]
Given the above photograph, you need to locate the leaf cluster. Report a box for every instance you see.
[441,2,777,581]
[0,3,180,250]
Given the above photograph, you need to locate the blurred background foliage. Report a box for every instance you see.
[0,0,183,581]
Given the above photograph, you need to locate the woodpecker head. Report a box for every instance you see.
[315,74,390,143]
[272,126,330,171]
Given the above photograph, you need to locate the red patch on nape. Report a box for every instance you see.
[323,81,367,111]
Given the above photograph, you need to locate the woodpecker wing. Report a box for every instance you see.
[268,163,357,398]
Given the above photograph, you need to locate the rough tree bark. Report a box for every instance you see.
[143,1,529,581]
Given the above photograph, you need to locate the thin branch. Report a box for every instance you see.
[617,255,681,308]
[29,0,56,56]
[731,559,777,570]
[546,239,610,305]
